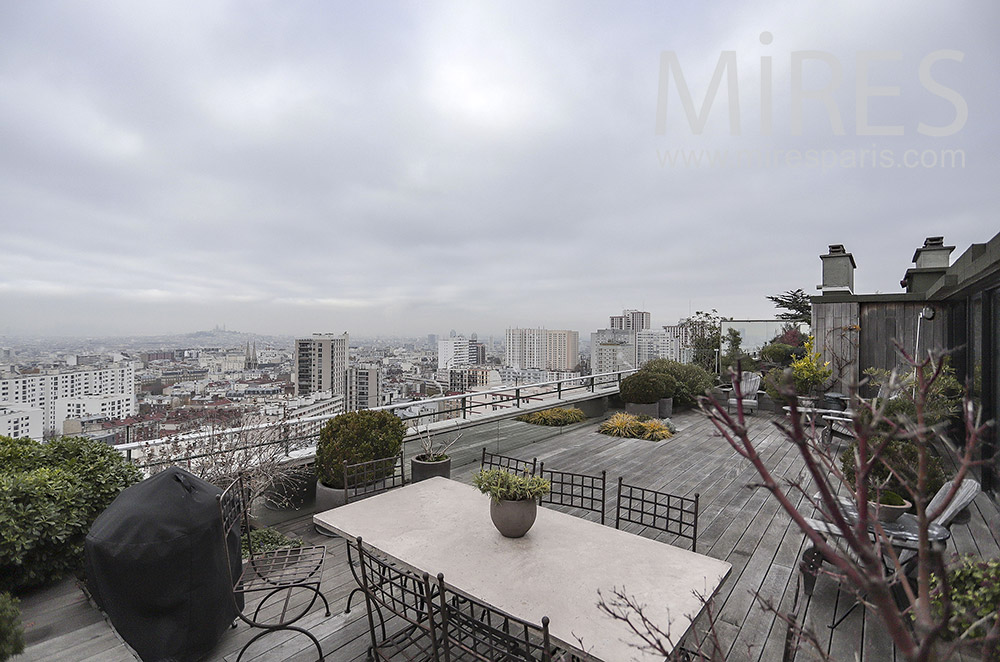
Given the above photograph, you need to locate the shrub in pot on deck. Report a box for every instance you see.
[0,435,141,591]
[315,410,406,490]
[929,555,1000,661]
[0,591,25,661]
[473,469,551,538]
[642,360,711,408]
[840,437,946,506]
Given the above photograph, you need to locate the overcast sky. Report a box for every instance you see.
[1,1,996,339]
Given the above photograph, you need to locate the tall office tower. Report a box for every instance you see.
[590,329,637,375]
[294,332,349,398]
[609,309,651,332]
[348,363,383,411]
[0,362,137,439]
[505,328,579,371]
[438,337,478,370]
[636,329,679,366]
[662,324,696,363]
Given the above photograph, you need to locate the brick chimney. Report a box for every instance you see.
[901,236,954,294]
[819,244,856,294]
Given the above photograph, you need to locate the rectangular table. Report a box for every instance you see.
[314,477,731,661]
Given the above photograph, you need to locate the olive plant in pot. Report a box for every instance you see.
[866,489,912,523]
[410,426,463,483]
[473,469,551,538]
[314,410,406,511]
[789,336,833,407]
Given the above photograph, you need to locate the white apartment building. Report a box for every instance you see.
[294,333,349,398]
[0,403,42,441]
[0,362,137,437]
[609,309,651,332]
[662,324,696,363]
[437,337,478,370]
[636,329,680,366]
[348,363,383,411]
[590,329,637,375]
[505,328,579,371]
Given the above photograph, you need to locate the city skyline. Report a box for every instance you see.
[2,2,995,337]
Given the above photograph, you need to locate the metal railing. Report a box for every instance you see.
[116,370,634,471]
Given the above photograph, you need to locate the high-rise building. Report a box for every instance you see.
[590,329,637,375]
[636,329,679,366]
[438,337,479,370]
[609,309,651,332]
[662,324,695,363]
[505,328,579,371]
[294,333,349,399]
[0,362,137,438]
[0,403,42,441]
[348,363,383,411]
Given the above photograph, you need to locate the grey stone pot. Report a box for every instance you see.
[314,479,347,512]
[411,456,451,483]
[489,498,537,538]
[658,397,674,418]
[625,402,659,418]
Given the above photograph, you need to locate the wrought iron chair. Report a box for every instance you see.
[481,448,537,476]
[615,477,700,551]
[434,573,552,661]
[352,537,442,661]
[217,475,330,662]
[537,464,607,525]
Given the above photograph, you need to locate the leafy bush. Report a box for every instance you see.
[930,555,1000,659]
[473,469,550,503]
[840,438,947,501]
[315,410,407,489]
[862,361,962,428]
[0,592,24,661]
[760,343,800,367]
[516,407,586,427]
[242,527,302,559]
[598,413,674,442]
[642,360,711,407]
[0,436,141,592]
[620,371,672,404]
[789,336,832,396]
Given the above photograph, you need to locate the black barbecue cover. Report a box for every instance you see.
[85,467,243,662]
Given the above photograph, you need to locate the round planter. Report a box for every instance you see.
[625,402,660,418]
[658,397,674,418]
[868,498,912,523]
[411,456,451,483]
[314,479,347,512]
[489,498,537,538]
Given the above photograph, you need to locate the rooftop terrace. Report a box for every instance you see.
[17,407,1000,661]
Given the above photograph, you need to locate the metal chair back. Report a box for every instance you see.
[353,537,442,660]
[481,448,537,476]
[435,574,551,661]
[537,464,606,525]
[616,477,700,551]
[344,450,406,504]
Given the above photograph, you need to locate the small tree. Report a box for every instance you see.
[767,288,812,324]
[679,310,723,374]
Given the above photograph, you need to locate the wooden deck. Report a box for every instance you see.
[17,408,1000,662]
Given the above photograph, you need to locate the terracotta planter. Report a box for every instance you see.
[868,497,912,523]
[411,456,451,483]
[489,498,537,538]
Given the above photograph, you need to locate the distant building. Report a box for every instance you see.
[636,329,680,366]
[438,337,479,370]
[590,329,636,374]
[294,333,349,398]
[662,324,695,363]
[609,309,651,332]
[348,363,383,411]
[0,403,42,441]
[505,328,579,371]
[0,362,137,437]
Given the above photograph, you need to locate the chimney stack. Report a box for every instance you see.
[819,244,856,294]
[901,236,954,293]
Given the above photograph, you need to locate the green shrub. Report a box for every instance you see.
[473,469,550,502]
[930,556,1000,660]
[0,592,24,661]
[642,360,712,407]
[840,437,947,501]
[760,343,799,367]
[0,436,141,592]
[789,336,832,396]
[620,371,671,404]
[315,410,406,489]
[515,407,586,427]
[638,419,674,441]
[862,361,962,428]
[242,527,302,559]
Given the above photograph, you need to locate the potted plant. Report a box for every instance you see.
[314,410,406,511]
[473,469,551,538]
[620,371,668,418]
[410,427,463,483]
[789,336,832,406]
[867,489,912,523]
